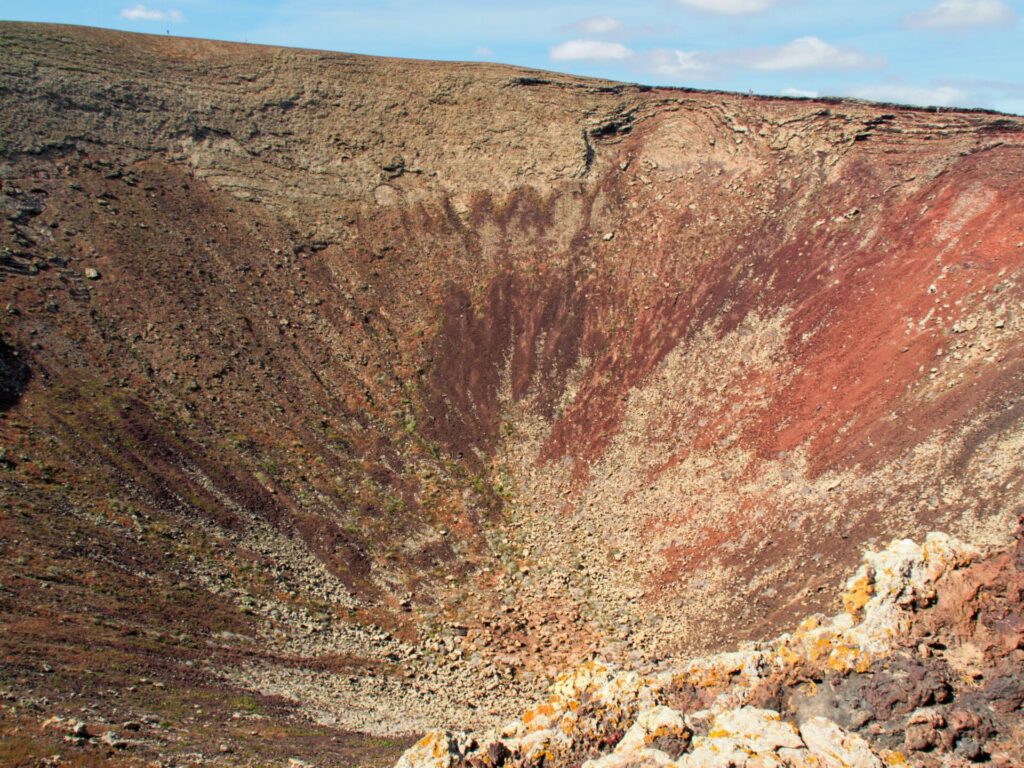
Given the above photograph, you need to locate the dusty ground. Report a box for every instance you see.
[0,21,1023,767]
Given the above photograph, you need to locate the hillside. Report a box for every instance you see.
[0,22,1022,767]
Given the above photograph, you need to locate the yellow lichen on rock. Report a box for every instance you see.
[842,574,874,616]
[394,533,980,768]
[880,751,908,766]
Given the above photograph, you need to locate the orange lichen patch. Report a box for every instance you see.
[881,750,909,766]
[522,697,565,727]
[826,644,871,674]
[842,575,874,616]
[776,624,848,671]
[809,634,836,664]
[777,644,805,670]
[414,734,436,750]
[797,616,823,634]
[430,736,447,759]
[399,529,1024,768]
[675,665,733,691]
[672,650,772,697]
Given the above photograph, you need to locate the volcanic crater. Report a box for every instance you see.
[1,21,1023,768]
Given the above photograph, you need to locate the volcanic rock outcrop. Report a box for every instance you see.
[398,525,1024,766]
[0,21,1022,767]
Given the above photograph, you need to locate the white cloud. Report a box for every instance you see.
[629,38,877,82]
[906,0,1016,29]
[474,47,494,57]
[550,40,634,62]
[646,49,712,77]
[120,4,183,22]
[746,37,879,71]
[781,87,819,98]
[944,78,1024,113]
[850,84,969,107]
[571,16,624,35]
[674,0,776,14]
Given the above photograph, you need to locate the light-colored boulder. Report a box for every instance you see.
[613,705,690,755]
[710,708,804,752]
[674,709,801,767]
[585,747,677,768]
[799,717,882,768]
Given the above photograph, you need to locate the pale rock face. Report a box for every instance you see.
[774,533,977,677]
[677,743,772,767]
[708,708,804,752]
[585,748,677,768]
[799,717,882,768]
[499,660,664,763]
[670,533,977,723]
[394,534,978,768]
[675,708,803,767]
[610,705,690,756]
[841,533,976,657]
[398,711,890,768]
[674,650,774,713]
[584,705,692,767]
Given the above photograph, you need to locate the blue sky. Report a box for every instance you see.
[4,1,1023,113]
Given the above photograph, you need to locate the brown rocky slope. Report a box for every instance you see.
[0,21,1022,767]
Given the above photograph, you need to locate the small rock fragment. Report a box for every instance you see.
[69,721,89,739]
[100,732,128,750]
